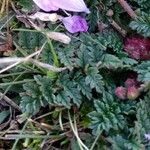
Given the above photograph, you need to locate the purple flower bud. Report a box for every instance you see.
[62,16,88,33]
[33,0,90,13]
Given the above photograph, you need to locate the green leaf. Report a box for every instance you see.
[0,110,10,124]
[75,75,92,99]
[102,54,123,68]
[58,46,75,67]
[17,31,45,55]
[121,57,138,66]
[102,30,123,53]
[135,92,150,140]
[88,7,99,32]
[76,44,90,68]
[34,75,55,104]
[133,0,150,9]
[64,82,82,107]
[85,67,104,93]
[20,82,47,114]
[20,95,44,114]
[59,75,82,107]
[55,91,71,108]
[110,135,144,150]
[110,135,129,150]
[88,92,125,135]
[88,46,103,65]
[17,0,34,11]
[134,61,150,81]
[130,14,150,37]
[20,75,55,114]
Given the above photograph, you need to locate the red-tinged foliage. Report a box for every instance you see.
[124,37,150,60]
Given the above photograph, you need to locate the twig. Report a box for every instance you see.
[117,0,137,19]
[109,19,126,37]
[0,92,20,111]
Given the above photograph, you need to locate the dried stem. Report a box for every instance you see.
[109,19,127,37]
[118,0,137,19]
[0,92,20,111]
[0,130,45,134]
[0,57,68,72]
[0,50,42,74]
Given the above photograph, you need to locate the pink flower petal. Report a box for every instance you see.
[32,0,59,12]
[62,16,88,33]
[33,0,90,13]
[51,0,90,13]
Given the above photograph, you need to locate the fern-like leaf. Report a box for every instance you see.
[88,92,125,135]
[85,67,104,93]
[130,14,150,37]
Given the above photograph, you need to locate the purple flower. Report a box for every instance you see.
[145,133,150,141]
[33,0,90,13]
[62,16,88,33]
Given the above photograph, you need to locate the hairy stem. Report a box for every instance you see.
[118,0,137,19]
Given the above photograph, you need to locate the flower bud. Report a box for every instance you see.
[115,86,127,100]
[106,9,114,17]
[125,78,137,88]
[127,86,140,100]
[124,37,150,60]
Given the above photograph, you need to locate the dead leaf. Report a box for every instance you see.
[0,33,13,52]
[28,12,62,22]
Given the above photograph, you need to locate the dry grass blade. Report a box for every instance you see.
[0,57,68,72]
[0,42,46,74]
